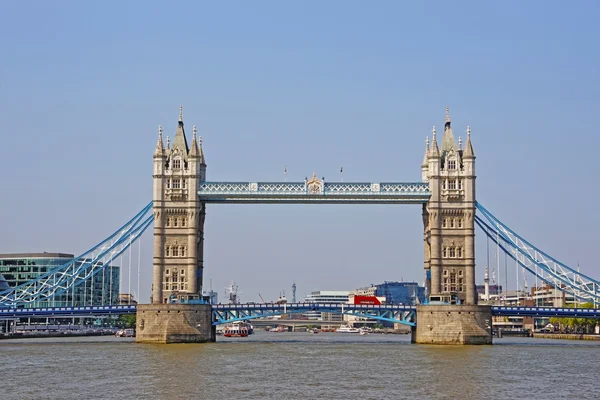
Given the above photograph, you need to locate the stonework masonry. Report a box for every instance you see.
[152,107,206,304]
[412,304,492,345]
[136,304,215,344]
[422,107,477,304]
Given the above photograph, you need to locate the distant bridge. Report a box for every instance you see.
[2,304,599,324]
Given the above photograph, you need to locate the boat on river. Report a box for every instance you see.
[224,324,249,337]
[336,325,360,333]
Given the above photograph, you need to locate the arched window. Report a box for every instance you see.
[181,247,186,257]
[174,218,178,227]
[449,248,456,258]
[450,219,455,228]
[166,218,171,227]
[442,247,447,258]
[181,269,185,275]
[457,219,463,228]
[165,246,170,257]
[182,218,186,227]
[172,247,179,257]
[442,219,447,228]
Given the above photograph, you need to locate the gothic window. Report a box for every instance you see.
[458,180,463,190]
[457,219,463,228]
[167,180,171,189]
[172,247,179,257]
[457,247,463,258]
[443,270,448,276]
[173,159,181,169]
[181,247,186,257]
[165,246,170,257]
[448,180,456,190]
[442,247,447,258]
[450,219,455,228]
[448,160,456,170]
[172,179,181,189]
[458,278,464,292]
[450,273,457,292]
[442,180,447,190]
[442,219,447,228]
[171,284,177,291]
[449,248,456,258]
[166,218,171,227]
[458,270,463,277]
[165,269,170,275]
[181,269,185,275]
[443,278,448,292]
[182,218,187,227]
[182,180,187,189]
[174,218,178,227]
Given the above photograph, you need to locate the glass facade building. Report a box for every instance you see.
[0,252,120,308]
[303,290,350,321]
[374,281,425,305]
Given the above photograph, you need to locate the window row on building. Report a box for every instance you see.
[163,267,188,292]
[442,246,464,258]
[166,216,187,227]
[442,217,463,228]
[165,245,187,257]
[441,179,463,190]
[166,179,187,189]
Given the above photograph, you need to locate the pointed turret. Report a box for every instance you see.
[422,137,430,167]
[440,106,457,154]
[199,135,206,165]
[463,126,475,158]
[430,126,440,157]
[171,105,190,158]
[189,125,200,157]
[154,125,165,158]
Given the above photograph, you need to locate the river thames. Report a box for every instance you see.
[2,332,598,400]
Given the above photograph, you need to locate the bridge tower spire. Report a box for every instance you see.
[152,107,207,304]
[422,108,476,305]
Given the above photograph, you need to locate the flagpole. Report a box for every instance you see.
[284,166,287,182]
[340,166,343,182]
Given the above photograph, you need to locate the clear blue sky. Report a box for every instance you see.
[1,1,599,303]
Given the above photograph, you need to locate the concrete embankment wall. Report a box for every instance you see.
[533,333,600,341]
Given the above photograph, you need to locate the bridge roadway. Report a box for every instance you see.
[1,304,599,321]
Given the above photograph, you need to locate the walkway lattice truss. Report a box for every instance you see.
[198,181,430,203]
[0,203,154,307]
[475,203,600,303]
[211,303,416,326]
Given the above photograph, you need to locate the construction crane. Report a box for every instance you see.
[258,293,266,303]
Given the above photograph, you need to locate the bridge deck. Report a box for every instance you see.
[2,304,599,320]
[197,182,430,203]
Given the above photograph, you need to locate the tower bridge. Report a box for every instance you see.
[1,106,599,344]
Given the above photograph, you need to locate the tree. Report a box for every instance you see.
[549,303,596,333]
[119,314,136,328]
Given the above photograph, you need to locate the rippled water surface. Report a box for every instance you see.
[2,332,599,400]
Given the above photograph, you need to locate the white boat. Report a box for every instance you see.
[359,327,371,335]
[336,325,360,333]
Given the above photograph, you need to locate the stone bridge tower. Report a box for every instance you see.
[151,107,206,304]
[421,107,476,304]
